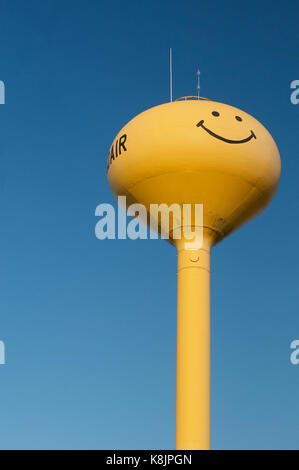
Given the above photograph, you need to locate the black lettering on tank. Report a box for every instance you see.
[107,134,127,171]
[110,145,115,161]
[119,134,127,154]
[107,148,111,170]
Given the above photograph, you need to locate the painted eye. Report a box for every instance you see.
[235,116,242,121]
[212,111,220,117]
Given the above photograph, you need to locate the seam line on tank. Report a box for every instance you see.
[177,266,211,273]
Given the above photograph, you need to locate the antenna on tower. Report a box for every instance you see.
[197,69,200,98]
[170,48,173,102]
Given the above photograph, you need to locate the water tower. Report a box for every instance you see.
[107,96,281,449]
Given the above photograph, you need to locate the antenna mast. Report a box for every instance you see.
[170,48,173,102]
[197,69,200,98]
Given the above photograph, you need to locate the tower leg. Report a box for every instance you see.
[175,244,211,450]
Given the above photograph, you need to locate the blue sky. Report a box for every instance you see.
[0,0,298,449]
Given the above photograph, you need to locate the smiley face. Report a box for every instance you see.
[196,110,256,144]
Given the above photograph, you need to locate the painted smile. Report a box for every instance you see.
[196,120,256,144]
